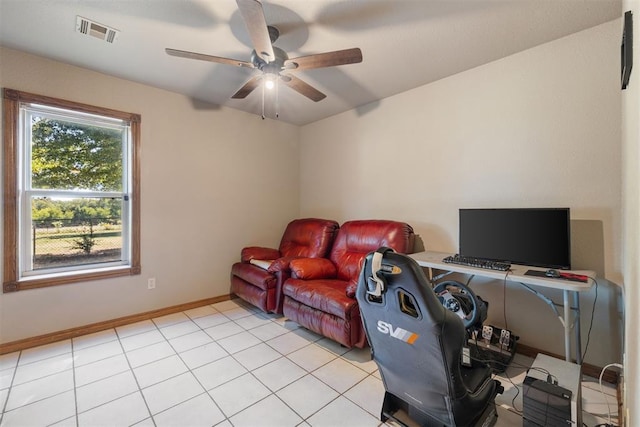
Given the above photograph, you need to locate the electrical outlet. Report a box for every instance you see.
[147,278,156,289]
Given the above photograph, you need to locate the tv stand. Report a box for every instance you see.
[409,251,595,364]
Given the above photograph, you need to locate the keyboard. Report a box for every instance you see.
[442,254,511,271]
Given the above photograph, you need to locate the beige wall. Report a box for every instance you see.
[0,47,300,343]
[300,21,623,368]
[622,1,639,424]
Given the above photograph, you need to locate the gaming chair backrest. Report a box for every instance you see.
[356,250,468,425]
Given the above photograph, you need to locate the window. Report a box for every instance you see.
[3,89,140,292]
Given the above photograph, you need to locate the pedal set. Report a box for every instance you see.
[469,324,518,373]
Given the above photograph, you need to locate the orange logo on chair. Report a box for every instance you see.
[376,320,419,344]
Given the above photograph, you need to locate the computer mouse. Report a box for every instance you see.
[545,269,561,278]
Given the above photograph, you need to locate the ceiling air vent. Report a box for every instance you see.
[76,16,119,43]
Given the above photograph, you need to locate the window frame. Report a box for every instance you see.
[3,88,141,292]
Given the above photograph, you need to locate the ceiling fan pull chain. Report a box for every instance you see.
[276,78,279,119]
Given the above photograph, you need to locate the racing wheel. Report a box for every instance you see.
[433,280,486,329]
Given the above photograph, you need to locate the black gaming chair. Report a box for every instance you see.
[356,248,502,426]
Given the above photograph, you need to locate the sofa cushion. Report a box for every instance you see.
[283,279,358,320]
[231,262,277,291]
[290,258,337,280]
[283,297,365,348]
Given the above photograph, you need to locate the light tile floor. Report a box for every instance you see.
[0,299,618,426]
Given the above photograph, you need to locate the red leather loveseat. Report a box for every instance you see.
[230,218,339,313]
[282,220,415,348]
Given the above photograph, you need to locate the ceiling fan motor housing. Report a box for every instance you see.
[251,46,287,76]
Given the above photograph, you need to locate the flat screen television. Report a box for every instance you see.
[459,208,571,269]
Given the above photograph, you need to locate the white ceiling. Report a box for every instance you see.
[0,0,622,126]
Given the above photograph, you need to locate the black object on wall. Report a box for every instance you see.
[622,10,633,90]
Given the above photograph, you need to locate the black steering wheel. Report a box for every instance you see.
[433,280,481,329]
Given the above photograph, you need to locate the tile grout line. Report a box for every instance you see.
[216,305,382,424]
[115,323,157,426]
[204,302,297,423]
[156,308,232,425]
[199,304,300,422]
[2,353,75,424]
[66,329,160,424]
[1,353,76,422]
[171,303,332,423]
[2,301,619,426]
[119,302,291,423]
[219,303,386,424]
[71,335,79,427]
[3,300,620,423]
[0,351,21,425]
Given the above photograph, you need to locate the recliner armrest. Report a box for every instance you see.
[267,256,298,273]
[249,259,273,270]
[241,247,281,263]
[345,280,358,298]
[290,258,337,280]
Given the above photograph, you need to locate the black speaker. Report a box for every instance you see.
[522,376,572,427]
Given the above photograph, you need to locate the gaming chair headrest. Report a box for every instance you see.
[366,247,398,297]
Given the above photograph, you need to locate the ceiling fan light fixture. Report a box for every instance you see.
[264,74,276,90]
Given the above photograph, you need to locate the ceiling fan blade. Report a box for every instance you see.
[236,0,275,63]
[165,48,255,69]
[284,48,363,71]
[280,75,326,102]
[231,75,262,99]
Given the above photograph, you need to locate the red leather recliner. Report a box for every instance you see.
[230,218,339,313]
[282,220,415,348]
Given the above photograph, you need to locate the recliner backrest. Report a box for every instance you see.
[278,218,339,259]
[330,220,415,282]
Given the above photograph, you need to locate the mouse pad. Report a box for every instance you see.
[524,270,588,283]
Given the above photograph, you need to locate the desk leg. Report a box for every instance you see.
[573,291,582,365]
[520,283,580,363]
[563,290,571,362]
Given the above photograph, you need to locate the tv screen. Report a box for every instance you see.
[459,208,571,269]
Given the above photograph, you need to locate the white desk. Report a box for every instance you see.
[409,251,595,364]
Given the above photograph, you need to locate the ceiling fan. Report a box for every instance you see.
[165,0,363,104]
